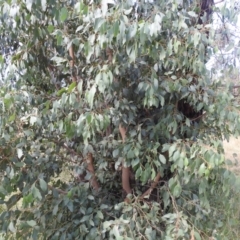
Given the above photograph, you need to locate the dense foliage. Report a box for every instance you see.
[0,0,240,239]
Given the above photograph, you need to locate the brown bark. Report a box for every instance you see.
[119,124,132,197]
[119,124,161,201]
[106,47,113,63]
[122,167,132,194]
[86,153,100,191]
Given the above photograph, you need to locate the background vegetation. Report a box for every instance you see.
[0,0,240,239]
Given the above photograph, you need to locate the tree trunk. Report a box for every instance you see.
[119,124,132,197]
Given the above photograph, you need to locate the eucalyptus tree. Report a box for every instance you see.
[0,0,239,239]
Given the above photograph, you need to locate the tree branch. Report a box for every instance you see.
[86,153,100,191]
[140,173,161,199]
[119,124,132,202]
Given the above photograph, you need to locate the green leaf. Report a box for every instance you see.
[135,167,142,179]
[77,81,83,94]
[80,215,90,223]
[27,220,37,227]
[15,162,24,167]
[145,227,156,240]
[163,191,170,209]
[30,116,37,125]
[32,186,42,200]
[68,82,76,93]
[131,158,140,167]
[169,145,176,158]
[86,85,96,109]
[39,179,47,192]
[103,221,112,229]
[173,182,182,197]
[97,210,104,219]
[26,0,33,11]
[57,88,67,96]
[159,154,166,164]
[56,34,63,45]
[112,21,119,37]
[194,231,201,240]
[186,118,191,127]
[199,163,206,177]
[112,225,122,238]
[67,201,73,212]
[188,11,197,17]
[23,193,34,206]
[53,204,58,215]
[127,149,134,159]
[17,149,23,159]
[141,167,151,184]
[41,0,47,11]
[151,168,156,179]
[8,222,16,233]
[69,93,76,104]
[124,8,133,15]
[60,7,68,22]
[8,114,15,122]
[0,55,4,65]
[113,149,119,158]
[47,25,54,33]
[88,195,94,200]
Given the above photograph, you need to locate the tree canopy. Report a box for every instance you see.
[0,0,240,239]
